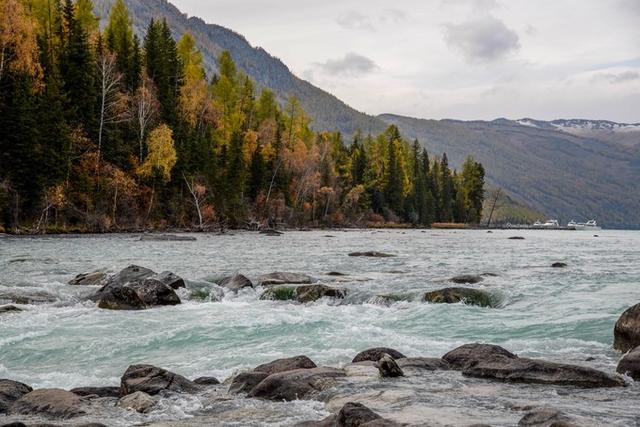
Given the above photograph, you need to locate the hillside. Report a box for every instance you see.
[379,114,640,228]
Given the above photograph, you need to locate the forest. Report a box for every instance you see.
[0,0,486,233]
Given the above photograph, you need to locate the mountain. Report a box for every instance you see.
[92,0,386,137]
[379,114,640,228]
[93,0,640,228]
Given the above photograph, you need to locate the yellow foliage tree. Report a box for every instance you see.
[138,124,177,182]
[0,0,42,82]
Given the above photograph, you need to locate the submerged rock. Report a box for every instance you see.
[327,271,347,276]
[0,305,23,314]
[247,367,346,401]
[377,354,404,378]
[97,279,181,310]
[139,234,197,241]
[68,271,107,286]
[117,391,157,413]
[257,272,313,286]
[120,364,201,396]
[0,380,32,414]
[551,262,568,268]
[348,251,395,258]
[10,388,85,419]
[261,284,346,303]
[449,274,484,284]
[0,290,57,305]
[218,274,253,291]
[509,236,525,240]
[518,407,580,427]
[70,386,120,398]
[424,287,497,308]
[616,346,640,380]
[193,376,220,386]
[254,355,317,375]
[352,348,407,363]
[444,343,624,388]
[297,402,399,427]
[614,303,640,352]
[228,371,269,394]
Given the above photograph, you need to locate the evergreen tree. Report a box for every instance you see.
[439,152,453,222]
[384,126,404,214]
[105,0,137,90]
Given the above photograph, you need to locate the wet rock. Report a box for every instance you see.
[150,271,185,290]
[254,355,317,375]
[228,371,269,394]
[444,343,624,388]
[613,303,640,352]
[218,274,253,291]
[193,376,220,386]
[616,346,640,380]
[257,272,313,286]
[377,354,404,378]
[509,236,525,240]
[261,285,346,303]
[103,265,155,288]
[370,294,411,306]
[120,364,201,396]
[117,391,157,413]
[0,305,23,314]
[69,386,120,398]
[348,251,395,258]
[424,288,497,308]
[397,357,450,371]
[518,407,579,427]
[551,262,568,268]
[0,290,57,305]
[247,367,346,401]
[139,234,196,241]
[327,271,347,276]
[449,274,484,284]
[352,348,407,363]
[260,230,283,236]
[296,402,401,427]
[68,271,107,286]
[97,279,181,310]
[0,380,32,414]
[10,388,85,419]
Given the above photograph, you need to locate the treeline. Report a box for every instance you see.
[0,0,485,232]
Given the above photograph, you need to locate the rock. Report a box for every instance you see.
[228,371,269,394]
[449,274,484,284]
[261,285,346,303]
[10,388,85,419]
[0,380,32,414]
[0,290,57,305]
[509,236,525,240]
[218,274,253,291]
[139,234,197,241]
[616,345,640,380]
[247,367,346,401]
[68,271,107,286]
[551,262,568,268]
[97,279,181,310]
[397,357,450,371]
[254,355,317,375]
[120,364,201,396]
[613,303,640,352]
[377,354,404,378]
[327,271,347,276]
[193,376,220,386]
[348,251,395,258]
[260,230,283,236]
[117,391,157,413]
[518,407,579,427]
[103,265,155,288]
[257,272,313,286]
[443,344,624,388]
[352,348,407,363]
[150,271,185,290]
[0,305,23,314]
[424,288,497,308]
[69,386,120,398]
[296,402,400,427]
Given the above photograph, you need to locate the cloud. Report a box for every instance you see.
[443,16,520,63]
[595,70,640,84]
[336,10,375,31]
[316,52,377,76]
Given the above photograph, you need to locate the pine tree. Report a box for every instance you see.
[440,152,453,222]
[105,0,136,90]
[384,126,404,214]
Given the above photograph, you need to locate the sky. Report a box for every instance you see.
[172,0,640,122]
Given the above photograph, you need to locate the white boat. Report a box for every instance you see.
[568,220,601,231]
[533,219,560,228]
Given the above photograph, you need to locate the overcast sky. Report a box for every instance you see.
[173,0,639,122]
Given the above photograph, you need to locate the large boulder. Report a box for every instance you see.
[117,391,157,413]
[69,386,120,398]
[103,265,155,289]
[397,357,449,371]
[228,371,269,394]
[424,287,497,308]
[254,355,317,375]
[257,272,313,287]
[10,388,85,419]
[97,279,181,310]
[616,346,640,380]
[0,380,32,413]
[120,364,201,396]
[193,376,220,386]
[68,271,107,286]
[151,271,185,290]
[261,285,346,303]
[352,348,406,363]
[443,344,624,388]
[449,274,484,284]
[247,367,346,401]
[613,303,640,352]
[218,274,253,291]
[377,354,404,378]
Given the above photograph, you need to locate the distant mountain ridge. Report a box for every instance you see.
[93,0,640,228]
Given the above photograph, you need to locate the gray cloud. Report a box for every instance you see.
[595,70,640,84]
[443,16,520,63]
[337,10,375,31]
[316,52,377,76]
